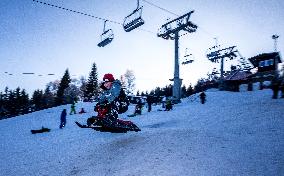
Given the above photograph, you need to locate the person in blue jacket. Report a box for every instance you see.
[59,109,67,129]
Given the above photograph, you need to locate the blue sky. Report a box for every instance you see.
[1,0,284,95]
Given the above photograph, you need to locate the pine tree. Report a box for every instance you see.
[186,84,194,96]
[19,89,30,114]
[56,69,71,105]
[1,87,9,117]
[43,86,55,108]
[181,85,187,98]
[32,89,44,111]
[83,63,99,101]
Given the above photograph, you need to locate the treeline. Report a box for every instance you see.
[0,63,100,119]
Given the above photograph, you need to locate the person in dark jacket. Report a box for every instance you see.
[271,77,280,99]
[146,95,152,112]
[60,109,67,129]
[199,91,206,104]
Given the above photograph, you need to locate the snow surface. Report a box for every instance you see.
[0,89,283,176]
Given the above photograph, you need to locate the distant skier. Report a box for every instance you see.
[128,98,143,117]
[70,102,76,115]
[59,109,67,129]
[134,98,143,115]
[281,78,284,98]
[271,77,280,99]
[146,95,152,112]
[199,91,206,104]
[87,73,129,127]
[79,108,86,114]
[164,97,173,111]
[161,96,166,108]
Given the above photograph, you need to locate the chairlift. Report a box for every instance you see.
[123,0,144,32]
[98,20,114,47]
[182,48,194,65]
[22,73,35,75]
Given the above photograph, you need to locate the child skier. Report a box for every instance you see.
[87,73,129,128]
[70,102,76,115]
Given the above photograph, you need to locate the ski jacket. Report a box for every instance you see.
[60,110,67,121]
[98,79,122,104]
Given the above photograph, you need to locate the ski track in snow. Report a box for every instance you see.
[0,89,284,176]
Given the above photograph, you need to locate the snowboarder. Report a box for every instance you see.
[70,102,76,115]
[59,109,67,129]
[87,73,130,128]
[199,91,206,104]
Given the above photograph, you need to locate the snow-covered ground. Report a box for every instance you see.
[0,89,283,176]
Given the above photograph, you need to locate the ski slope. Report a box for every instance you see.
[0,89,283,176]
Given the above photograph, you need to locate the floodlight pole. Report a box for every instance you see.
[272,34,279,77]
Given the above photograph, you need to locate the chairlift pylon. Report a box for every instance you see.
[123,0,144,32]
[98,20,114,47]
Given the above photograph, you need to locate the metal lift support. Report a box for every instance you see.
[157,11,197,101]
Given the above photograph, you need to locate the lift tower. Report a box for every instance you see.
[157,11,197,101]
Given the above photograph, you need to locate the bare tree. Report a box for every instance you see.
[124,69,136,95]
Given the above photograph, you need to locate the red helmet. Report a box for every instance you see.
[103,73,115,82]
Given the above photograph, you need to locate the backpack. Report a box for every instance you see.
[114,89,130,114]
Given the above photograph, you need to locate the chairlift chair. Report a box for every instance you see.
[182,48,194,65]
[98,20,114,47]
[123,0,144,32]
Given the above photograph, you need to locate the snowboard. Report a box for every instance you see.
[31,127,51,134]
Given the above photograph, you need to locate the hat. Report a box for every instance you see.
[103,73,115,82]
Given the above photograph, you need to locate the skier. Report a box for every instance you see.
[134,98,143,115]
[128,98,143,117]
[70,102,76,115]
[79,108,86,114]
[271,77,280,99]
[164,97,173,111]
[59,109,67,129]
[87,73,130,128]
[146,95,152,112]
[199,91,206,104]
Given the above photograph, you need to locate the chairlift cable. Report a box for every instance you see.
[32,0,156,35]
[32,0,122,25]
[141,0,178,16]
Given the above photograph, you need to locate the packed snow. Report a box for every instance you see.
[0,89,283,176]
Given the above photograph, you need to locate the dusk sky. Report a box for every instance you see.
[1,0,283,95]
